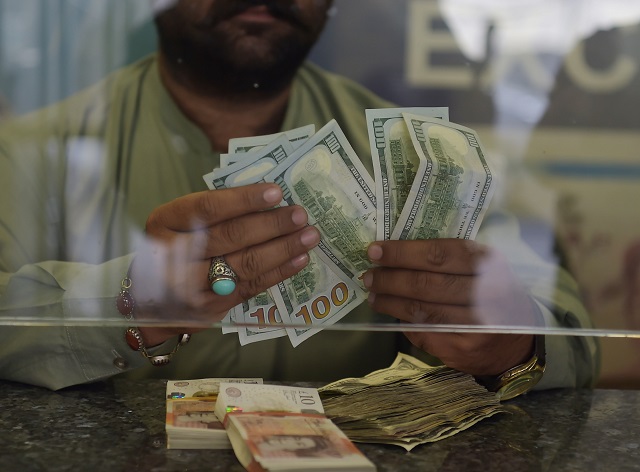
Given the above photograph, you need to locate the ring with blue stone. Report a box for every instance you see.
[208,256,237,296]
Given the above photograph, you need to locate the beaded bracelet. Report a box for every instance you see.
[116,275,190,366]
[124,327,191,367]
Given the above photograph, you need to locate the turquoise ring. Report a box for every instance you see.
[208,256,237,296]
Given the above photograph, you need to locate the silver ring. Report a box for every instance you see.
[207,256,237,296]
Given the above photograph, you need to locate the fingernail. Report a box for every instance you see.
[291,253,309,268]
[263,187,282,204]
[362,271,373,288]
[300,227,320,247]
[291,208,308,226]
[368,244,383,261]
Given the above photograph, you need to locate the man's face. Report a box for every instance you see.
[155,0,333,95]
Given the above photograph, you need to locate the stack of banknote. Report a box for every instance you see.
[164,355,505,455]
[214,382,376,471]
[319,353,506,451]
[165,378,262,449]
[202,108,495,347]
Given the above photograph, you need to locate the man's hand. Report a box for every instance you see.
[363,239,537,376]
[130,183,320,346]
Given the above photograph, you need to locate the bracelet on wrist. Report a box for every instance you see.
[124,327,191,366]
[116,274,190,366]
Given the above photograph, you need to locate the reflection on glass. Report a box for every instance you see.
[3,0,639,390]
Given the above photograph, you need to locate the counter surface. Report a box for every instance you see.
[1,379,639,471]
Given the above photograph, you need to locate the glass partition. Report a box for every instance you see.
[1,0,638,388]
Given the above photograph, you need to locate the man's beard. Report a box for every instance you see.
[155,0,327,98]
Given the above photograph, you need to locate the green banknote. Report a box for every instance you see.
[269,250,363,347]
[366,107,449,240]
[204,135,294,189]
[265,119,377,287]
[227,123,316,155]
[319,353,506,451]
[236,292,287,346]
[222,124,315,167]
[391,113,495,241]
[203,136,295,342]
[261,119,376,345]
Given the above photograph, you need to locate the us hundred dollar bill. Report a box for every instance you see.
[221,124,315,167]
[262,120,375,345]
[227,123,316,155]
[204,135,294,189]
[202,136,295,342]
[366,107,449,240]
[265,119,377,288]
[391,113,495,241]
[236,292,288,346]
[269,249,364,347]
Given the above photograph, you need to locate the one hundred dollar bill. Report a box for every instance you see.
[236,293,288,346]
[202,137,295,342]
[265,119,377,287]
[219,153,231,168]
[269,250,364,347]
[391,113,495,241]
[366,107,449,240]
[218,310,239,335]
[204,135,294,189]
[261,120,374,345]
[228,123,316,154]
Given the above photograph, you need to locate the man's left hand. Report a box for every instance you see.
[363,238,537,376]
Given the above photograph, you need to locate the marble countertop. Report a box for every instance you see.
[1,379,639,472]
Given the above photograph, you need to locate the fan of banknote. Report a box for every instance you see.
[202,108,495,348]
[319,352,507,451]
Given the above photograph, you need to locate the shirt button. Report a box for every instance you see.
[113,357,128,370]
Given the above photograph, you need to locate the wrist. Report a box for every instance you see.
[477,334,546,401]
[124,327,191,366]
[134,325,179,348]
[116,274,190,366]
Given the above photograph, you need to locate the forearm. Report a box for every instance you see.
[0,256,150,390]
[476,211,600,388]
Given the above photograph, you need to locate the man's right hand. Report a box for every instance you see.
[129,183,320,346]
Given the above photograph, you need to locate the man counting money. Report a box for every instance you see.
[0,0,597,393]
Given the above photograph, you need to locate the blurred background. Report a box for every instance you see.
[1,0,639,388]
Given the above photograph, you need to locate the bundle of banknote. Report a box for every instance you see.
[318,353,507,451]
[165,378,262,449]
[214,382,376,471]
[202,108,495,347]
